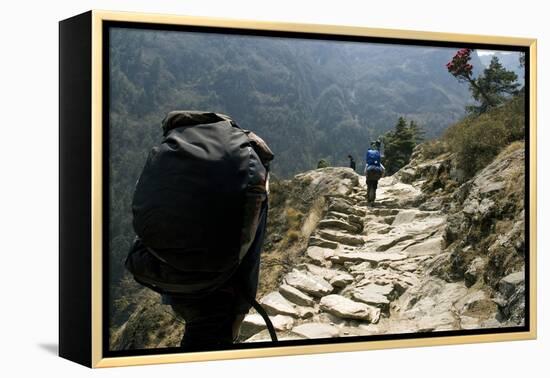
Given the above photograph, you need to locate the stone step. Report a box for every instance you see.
[329,272,355,288]
[259,291,317,319]
[245,329,305,343]
[240,314,295,339]
[308,236,339,249]
[260,292,301,317]
[370,208,400,217]
[318,229,365,246]
[306,246,335,266]
[279,284,316,307]
[328,197,366,217]
[376,234,415,252]
[318,218,361,234]
[330,251,408,265]
[356,268,420,295]
[304,263,350,283]
[401,236,444,257]
[302,263,355,288]
[284,269,334,297]
[347,262,373,277]
[292,323,340,339]
[351,289,390,313]
[325,212,364,230]
[319,294,381,323]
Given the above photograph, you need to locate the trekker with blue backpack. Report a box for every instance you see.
[364,140,385,204]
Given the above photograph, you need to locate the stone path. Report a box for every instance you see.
[241,175,500,342]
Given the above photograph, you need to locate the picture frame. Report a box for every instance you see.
[59,9,537,368]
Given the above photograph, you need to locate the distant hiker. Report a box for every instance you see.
[364,140,385,204]
[125,111,276,351]
[348,154,356,171]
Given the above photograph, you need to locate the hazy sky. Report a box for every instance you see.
[477,49,515,55]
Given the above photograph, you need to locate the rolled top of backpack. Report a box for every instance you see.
[161,110,233,136]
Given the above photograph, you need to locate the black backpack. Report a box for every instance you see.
[126,110,273,293]
[125,111,278,341]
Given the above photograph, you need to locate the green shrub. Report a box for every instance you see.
[443,94,525,178]
[317,159,330,169]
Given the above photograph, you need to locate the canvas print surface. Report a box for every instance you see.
[106,25,527,354]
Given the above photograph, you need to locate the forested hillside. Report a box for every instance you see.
[109,28,479,178]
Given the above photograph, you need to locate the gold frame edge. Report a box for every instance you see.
[89,9,538,368]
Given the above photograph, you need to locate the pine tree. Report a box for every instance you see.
[382,117,417,175]
[447,49,520,114]
[409,120,425,144]
[471,56,520,113]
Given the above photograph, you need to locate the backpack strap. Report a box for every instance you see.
[247,295,279,343]
[235,281,279,343]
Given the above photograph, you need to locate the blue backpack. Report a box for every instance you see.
[366,149,381,167]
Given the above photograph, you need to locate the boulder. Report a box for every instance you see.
[319,294,381,323]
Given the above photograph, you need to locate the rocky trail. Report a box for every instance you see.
[241,173,507,342]
[109,144,525,351]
